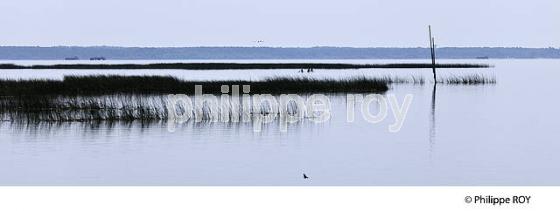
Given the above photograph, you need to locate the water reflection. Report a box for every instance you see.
[1,116,316,138]
[429,84,437,155]
[2,120,162,137]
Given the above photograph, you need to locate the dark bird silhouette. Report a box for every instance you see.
[303,173,309,179]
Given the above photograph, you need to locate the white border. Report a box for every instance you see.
[0,187,557,211]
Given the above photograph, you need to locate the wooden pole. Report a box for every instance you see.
[429,25,437,82]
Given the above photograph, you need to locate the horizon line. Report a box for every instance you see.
[1,45,559,49]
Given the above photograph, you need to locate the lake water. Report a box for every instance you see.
[1,59,559,185]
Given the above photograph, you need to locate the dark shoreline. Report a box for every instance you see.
[0,63,491,70]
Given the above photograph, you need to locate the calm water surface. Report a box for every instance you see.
[0,59,559,185]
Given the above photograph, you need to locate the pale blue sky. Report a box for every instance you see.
[1,0,558,47]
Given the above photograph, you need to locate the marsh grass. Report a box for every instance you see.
[0,74,495,122]
[0,75,391,96]
[0,94,309,122]
[0,75,396,122]
[0,95,169,122]
[437,74,496,85]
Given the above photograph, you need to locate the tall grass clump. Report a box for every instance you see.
[0,95,169,122]
[373,75,425,85]
[437,74,496,85]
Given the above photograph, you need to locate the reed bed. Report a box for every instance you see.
[0,75,394,122]
[0,75,390,96]
[0,94,308,122]
[437,74,496,85]
[0,74,495,122]
[0,95,168,122]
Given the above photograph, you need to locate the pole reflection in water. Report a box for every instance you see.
[429,84,437,155]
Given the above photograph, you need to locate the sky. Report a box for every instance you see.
[0,0,558,47]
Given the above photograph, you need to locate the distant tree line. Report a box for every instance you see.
[0,46,559,60]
